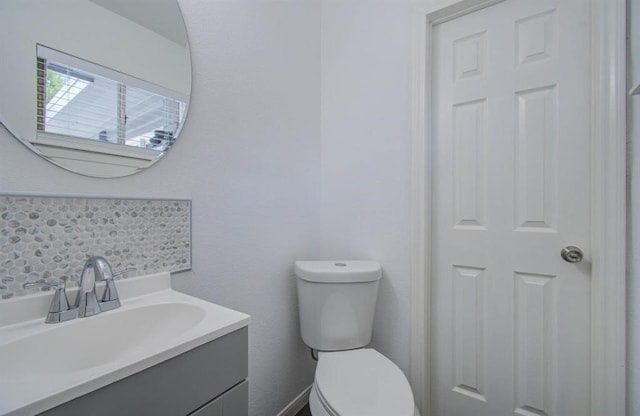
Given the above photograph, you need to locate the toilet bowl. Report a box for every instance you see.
[295,260,417,416]
[309,349,415,416]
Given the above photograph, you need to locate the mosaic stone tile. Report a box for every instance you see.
[0,195,191,300]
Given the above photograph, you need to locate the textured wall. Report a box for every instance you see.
[628,0,640,409]
[173,2,321,414]
[629,91,639,416]
[319,0,419,378]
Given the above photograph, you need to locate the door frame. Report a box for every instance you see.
[409,0,627,415]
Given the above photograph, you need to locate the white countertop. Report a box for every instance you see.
[0,272,250,416]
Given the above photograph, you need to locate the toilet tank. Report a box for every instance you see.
[295,260,382,351]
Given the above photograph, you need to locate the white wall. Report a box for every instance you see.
[0,0,321,415]
[628,93,639,416]
[319,0,419,376]
[628,1,640,414]
[318,0,459,383]
[631,0,640,95]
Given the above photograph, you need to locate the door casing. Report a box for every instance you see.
[409,0,627,415]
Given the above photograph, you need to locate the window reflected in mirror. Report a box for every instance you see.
[36,46,186,152]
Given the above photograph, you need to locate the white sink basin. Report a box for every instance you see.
[0,272,250,416]
[0,302,205,377]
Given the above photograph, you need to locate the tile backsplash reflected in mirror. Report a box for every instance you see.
[0,195,191,300]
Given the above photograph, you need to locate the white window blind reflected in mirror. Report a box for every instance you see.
[36,45,186,152]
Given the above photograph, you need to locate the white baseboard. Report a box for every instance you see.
[276,385,312,416]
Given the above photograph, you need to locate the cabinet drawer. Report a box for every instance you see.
[191,395,222,416]
[191,380,248,416]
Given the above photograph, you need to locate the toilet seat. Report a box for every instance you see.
[313,348,415,416]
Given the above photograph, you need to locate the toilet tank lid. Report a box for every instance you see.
[295,260,382,283]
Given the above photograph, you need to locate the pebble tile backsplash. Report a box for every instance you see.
[0,195,191,300]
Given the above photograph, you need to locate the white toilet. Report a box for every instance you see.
[295,260,417,416]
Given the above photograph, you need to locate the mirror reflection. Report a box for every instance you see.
[0,0,191,178]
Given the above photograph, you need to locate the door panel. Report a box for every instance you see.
[431,1,591,415]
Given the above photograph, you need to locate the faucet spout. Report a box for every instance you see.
[75,260,101,318]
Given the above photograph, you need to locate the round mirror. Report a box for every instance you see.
[0,0,191,178]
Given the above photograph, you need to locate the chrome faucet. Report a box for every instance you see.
[75,256,133,318]
[21,256,134,323]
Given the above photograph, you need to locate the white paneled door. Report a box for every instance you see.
[431,0,591,415]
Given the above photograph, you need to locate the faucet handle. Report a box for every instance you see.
[99,267,135,311]
[112,267,136,279]
[23,280,76,323]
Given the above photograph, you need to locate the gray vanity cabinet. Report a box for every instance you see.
[40,327,248,416]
